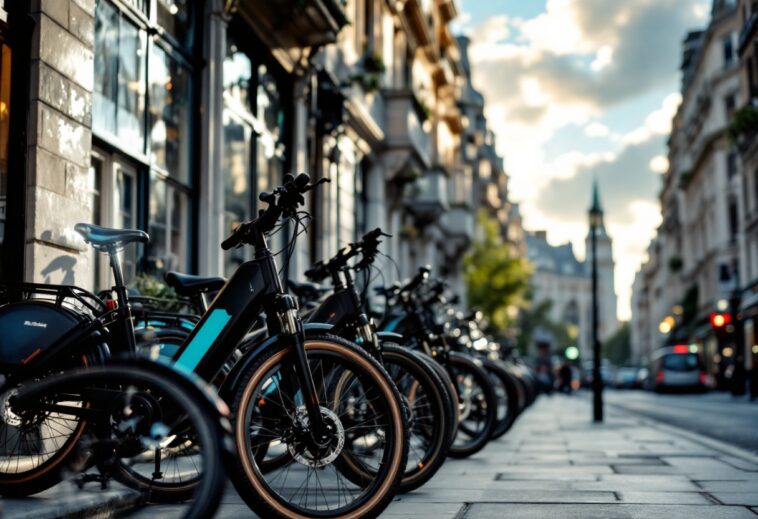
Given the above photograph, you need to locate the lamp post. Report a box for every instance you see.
[589,186,603,422]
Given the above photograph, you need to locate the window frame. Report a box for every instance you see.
[92,0,200,277]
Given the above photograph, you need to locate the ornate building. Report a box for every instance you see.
[525,183,618,360]
[0,0,516,313]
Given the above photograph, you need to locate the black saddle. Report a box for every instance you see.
[288,279,329,302]
[164,272,226,297]
[75,223,149,251]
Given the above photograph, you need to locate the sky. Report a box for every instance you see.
[452,0,713,322]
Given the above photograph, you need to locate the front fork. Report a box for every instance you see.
[276,298,328,441]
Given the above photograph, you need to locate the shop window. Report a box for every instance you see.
[93,0,197,279]
[0,38,10,271]
[147,172,188,273]
[222,109,253,274]
[221,31,289,275]
[148,44,191,184]
[93,2,146,155]
[155,0,193,48]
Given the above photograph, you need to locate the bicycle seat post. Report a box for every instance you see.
[107,245,137,352]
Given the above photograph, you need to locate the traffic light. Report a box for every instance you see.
[709,312,732,329]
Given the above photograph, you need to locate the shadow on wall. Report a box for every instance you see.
[40,255,77,285]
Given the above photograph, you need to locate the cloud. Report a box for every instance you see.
[462,0,708,321]
[468,0,705,111]
[621,92,681,145]
[585,122,610,137]
[649,155,669,174]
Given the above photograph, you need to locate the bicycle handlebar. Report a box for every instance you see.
[221,173,329,250]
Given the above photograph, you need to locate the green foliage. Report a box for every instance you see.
[515,294,574,355]
[604,322,631,366]
[131,273,177,301]
[728,105,758,143]
[680,284,699,327]
[463,210,531,333]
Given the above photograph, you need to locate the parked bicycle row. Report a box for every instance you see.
[0,173,541,518]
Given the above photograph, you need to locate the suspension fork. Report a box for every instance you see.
[275,295,328,440]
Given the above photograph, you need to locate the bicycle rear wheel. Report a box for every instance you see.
[4,362,228,519]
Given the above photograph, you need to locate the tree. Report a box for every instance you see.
[515,295,574,356]
[463,210,531,334]
[604,322,631,366]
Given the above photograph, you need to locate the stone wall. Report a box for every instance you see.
[25,0,94,287]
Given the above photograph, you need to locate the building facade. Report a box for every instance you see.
[0,0,515,308]
[631,0,758,389]
[524,185,618,360]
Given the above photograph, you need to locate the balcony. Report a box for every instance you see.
[406,166,449,226]
[382,89,431,179]
[441,206,475,243]
[739,11,758,55]
[237,0,348,49]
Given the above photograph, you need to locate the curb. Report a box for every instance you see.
[607,401,758,465]
[2,487,144,519]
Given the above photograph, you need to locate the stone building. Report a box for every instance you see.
[524,183,618,360]
[631,0,745,373]
[0,0,514,306]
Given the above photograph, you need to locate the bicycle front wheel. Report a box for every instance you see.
[230,336,408,518]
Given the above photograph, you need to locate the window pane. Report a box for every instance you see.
[93,0,119,136]
[257,64,283,143]
[223,109,252,275]
[156,0,192,48]
[115,167,137,280]
[170,188,187,272]
[223,39,252,112]
[117,19,145,151]
[0,40,11,259]
[149,45,191,184]
[148,173,168,272]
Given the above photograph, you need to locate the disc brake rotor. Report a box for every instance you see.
[287,406,345,468]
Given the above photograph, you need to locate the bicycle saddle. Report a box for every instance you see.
[287,279,329,301]
[74,223,149,251]
[164,272,226,297]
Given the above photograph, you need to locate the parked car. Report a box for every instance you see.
[649,345,709,392]
[614,367,642,389]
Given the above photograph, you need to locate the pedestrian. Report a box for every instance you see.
[559,360,573,394]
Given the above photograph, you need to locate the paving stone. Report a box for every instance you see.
[464,503,758,519]
[709,492,758,506]
[616,491,713,504]
[696,480,758,492]
[610,464,684,475]
[477,489,618,503]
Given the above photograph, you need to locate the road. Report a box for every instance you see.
[606,389,758,454]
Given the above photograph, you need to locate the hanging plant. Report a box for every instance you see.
[728,105,758,143]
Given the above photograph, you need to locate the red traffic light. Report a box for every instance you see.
[709,312,731,328]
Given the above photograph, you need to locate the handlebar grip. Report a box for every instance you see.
[221,232,241,250]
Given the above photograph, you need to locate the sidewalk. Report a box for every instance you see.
[382,393,758,518]
[3,393,757,518]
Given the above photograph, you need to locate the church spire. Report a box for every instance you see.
[590,178,603,215]
[588,178,607,236]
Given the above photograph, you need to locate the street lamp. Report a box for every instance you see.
[589,181,603,422]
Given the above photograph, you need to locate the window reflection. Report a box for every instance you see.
[117,21,145,147]
[223,109,252,274]
[93,0,119,136]
[93,0,145,152]
[223,41,252,110]
[149,45,190,183]
[0,40,11,256]
[156,0,192,47]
